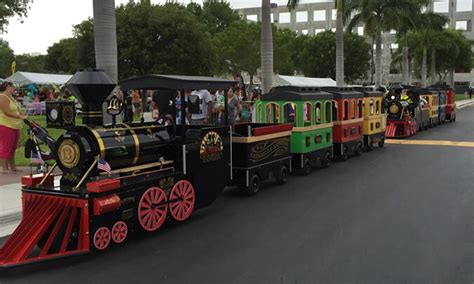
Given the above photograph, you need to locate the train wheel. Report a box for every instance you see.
[93,227,111,251]
[169,180,195,222]
[321,152,331,168]
[378,139,385,148]
[354,142,362,157]
[111,221,128,244]
[276,165,288,185]
[138,187,168,232]
[244,174,260,195]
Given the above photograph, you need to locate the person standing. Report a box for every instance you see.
[191,89,212,125]
[227,87,240,124]
[0,82,27,173]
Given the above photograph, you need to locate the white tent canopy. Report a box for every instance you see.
[5,71,72,86]
[273,75,337,87]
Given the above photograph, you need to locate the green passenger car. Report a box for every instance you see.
[255,86,334,175]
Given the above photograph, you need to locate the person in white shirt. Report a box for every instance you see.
[191,89,212,125]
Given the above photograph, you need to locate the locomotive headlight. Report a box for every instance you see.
[48,108,59,122]
[389,104,399,115]
[391,95,395,100]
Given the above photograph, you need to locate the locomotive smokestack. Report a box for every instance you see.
[65,68,116,126]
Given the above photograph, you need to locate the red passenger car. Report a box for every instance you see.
[322,87,364,160]
[445,88,456,122]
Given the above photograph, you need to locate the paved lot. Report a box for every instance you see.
[1,107,473,284]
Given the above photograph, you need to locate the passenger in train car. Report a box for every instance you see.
[227,87,240,124]
[191,89,212,125]
[176,90,190,125]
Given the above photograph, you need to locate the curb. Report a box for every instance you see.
[0,211,21,225]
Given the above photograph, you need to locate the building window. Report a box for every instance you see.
[314,10,326,21]
[331,28,336,32]
[332,9,336,20]
[271,14,274,23]
[456,0,472,12]
[391,43,399,49]
[433,0,449,13]
[246,14,258,22]
[302,29,308,35]
[279,12,291,23]
[357,26,364,35]
[315,29,325,34]
[455,20,470,31]
[296,11,308,22]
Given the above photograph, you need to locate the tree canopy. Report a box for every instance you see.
[0,0,30,32]
[299,31,370,83]
[0,39,14,78]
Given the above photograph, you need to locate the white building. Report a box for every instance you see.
[237,0,474,89]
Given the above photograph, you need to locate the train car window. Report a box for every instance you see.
[332,101,338,121]
[265,103,279,123]
[304,102,312,126]
[282,102,296,126]
[257,103,262,122]
[343,100,349,120]
[376,100,380,114]
[370,99,374,115]
[358,100,363,118]
[315,102,322,124]
[351,100,356,119]
[325,101,331,123]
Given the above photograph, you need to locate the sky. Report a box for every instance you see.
[0,0,327,55]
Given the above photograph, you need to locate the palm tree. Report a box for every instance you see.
[346,0,421,87]
[394,1,429,85]
[93,0,118,82]
[261,0,273,93]
[335,0,345,86]
[406,12,447,86]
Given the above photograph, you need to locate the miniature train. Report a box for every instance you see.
[385,85,456,138]
[0,70,456,268]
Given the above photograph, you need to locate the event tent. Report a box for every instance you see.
[273,75,337,87]
[5,71,72,86]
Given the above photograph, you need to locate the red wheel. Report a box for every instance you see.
[138,187,168,232]
[169,180,195,221]
[93,227,111,250]
[111,221,128,244]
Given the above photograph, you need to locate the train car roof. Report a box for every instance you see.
[119,74,238,91]
[320,87,363,99]
[352,86,383,98]
[413,88,438,95]
[262,86,333,101]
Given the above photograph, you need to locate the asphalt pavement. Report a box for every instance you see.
[0,106,473,284]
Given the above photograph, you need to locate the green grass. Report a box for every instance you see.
[456,94,471,101]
